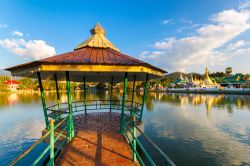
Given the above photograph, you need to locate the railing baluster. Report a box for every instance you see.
[132,114,136,162]
[50,119,55,166]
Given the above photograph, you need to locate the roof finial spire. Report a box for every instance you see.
[75,23,119,51]
[205,66,209,79]
[90,23,106,35]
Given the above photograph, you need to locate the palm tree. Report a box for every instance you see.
[225,67,232,76]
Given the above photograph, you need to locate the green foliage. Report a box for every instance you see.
[209,72,227,78]
[225,67,232,76]
[96,82,108,90]
[19,78,36,90]
[160,78,172,87]
[0,83,8,91]
[212,77,226,83]
[0,76,10,83]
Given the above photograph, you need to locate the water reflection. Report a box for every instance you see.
[144,93,250,113]
[0,92,250,166]
[142,93,250,166]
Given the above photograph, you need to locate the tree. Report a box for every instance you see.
[0,76,10,83]
[225,67,232,76]
[96,82,108,90]
[19,78,36,90]
[0,82,8,91]
[209,72,227,78]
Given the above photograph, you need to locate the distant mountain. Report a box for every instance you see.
[0,69,10,76]
[165,72,203,80]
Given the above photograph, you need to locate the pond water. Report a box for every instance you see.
[0,91,250,166]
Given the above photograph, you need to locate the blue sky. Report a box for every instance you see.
[0,0,250,73]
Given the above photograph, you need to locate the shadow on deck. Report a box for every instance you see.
[56,112,138,166]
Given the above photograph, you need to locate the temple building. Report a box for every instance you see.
[170,73,189,87]
[170,67,219,88]
[200,67,219,88]
[220,73,250,88]
[190,74,202,87]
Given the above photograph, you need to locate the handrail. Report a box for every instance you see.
[135,125,175,166]
[9,117,69,166]
[45,100,143,122]
[124,122,156,166]
[9,131,51,166]
[123,113,176,166]
[46,100,142,110]
[10,100,175,166]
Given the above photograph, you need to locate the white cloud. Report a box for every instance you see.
[161,19,173,25]
[0,24,8,28]
[225,40,247,51]
[176,24,201,33]
[140,9,250,72]
[0,38,56,60]
[180,19,193,24]
[12,31,23,37]
[239,0,250,10]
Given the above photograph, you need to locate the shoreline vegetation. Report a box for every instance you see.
[166,89,250,95]
[1,88,250,95]
[1,67,250,95]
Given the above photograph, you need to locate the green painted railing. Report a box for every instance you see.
[9,116,70,166]
[9,100,175,166]
[123,111,176,166]
[45,100,143,123]
[45,100,175,165]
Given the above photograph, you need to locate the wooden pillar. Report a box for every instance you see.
[54,74,61,119]
[37,72,49,129]
[131,75,136,115]
[120,72,128,134]
[139,73,149,122]
[66,71,74,140]
[83,76,87,115]
[110,77,114,113]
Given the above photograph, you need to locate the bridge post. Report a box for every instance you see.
[83,76,87,115]
[120,72,128,134]
[49,119,55,166]
[131,75,136,115]
[132,114,137,162]
[37,72,49,129]
[54,74,61,119]
[66,71,74,140]
[110,77,114,113]
[140,73,149,122]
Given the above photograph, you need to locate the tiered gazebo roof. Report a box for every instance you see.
[6,23,166,82]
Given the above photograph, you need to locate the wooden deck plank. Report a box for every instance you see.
[56,112,138,166]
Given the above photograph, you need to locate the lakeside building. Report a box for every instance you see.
[4,80,20,91]
[169,73,189,88]
[220,73,250,88]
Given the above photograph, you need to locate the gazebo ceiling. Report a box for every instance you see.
[5,23,167,82]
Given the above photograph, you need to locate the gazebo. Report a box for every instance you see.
[6,23,175,166]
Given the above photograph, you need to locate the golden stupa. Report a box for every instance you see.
[189,67,219,88]
[201,66,219,88]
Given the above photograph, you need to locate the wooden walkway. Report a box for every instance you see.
[56,112,137,166]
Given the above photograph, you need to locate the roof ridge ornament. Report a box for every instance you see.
[91,23,106,35]
[74,23,120,52]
